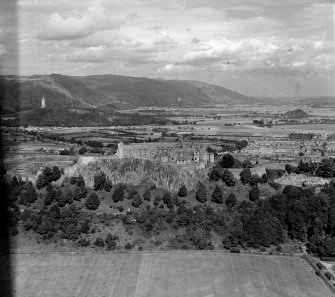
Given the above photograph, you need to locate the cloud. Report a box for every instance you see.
[0,45,7,56]
[38,3,118,40]
[4,0,334,95]
[191,37,201,44]
[65,46,106,63]
[159,64,201,74]
[147,25,166,30]
[154,35,176,45]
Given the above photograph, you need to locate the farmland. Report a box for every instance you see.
[3,251,333,297]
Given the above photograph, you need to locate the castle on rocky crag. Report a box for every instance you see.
[116,142,215,167]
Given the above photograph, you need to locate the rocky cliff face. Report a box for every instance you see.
[66,156,208,192]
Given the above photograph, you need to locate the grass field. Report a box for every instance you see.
[2,251,333,297]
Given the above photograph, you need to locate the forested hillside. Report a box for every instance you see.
[3,154,335,255]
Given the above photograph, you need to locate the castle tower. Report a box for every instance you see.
[194,151,200,163]
[41,97,46,109]
[209,153,215,163]
[117,142,124,158]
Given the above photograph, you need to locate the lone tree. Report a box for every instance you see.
[225,193,237,208]
[85,192,100,210]
[208,167,222,181]
[211,185,223,204]
[172,195,180,206]
[143,189,151,201]
[73,185,87,201]
[242,160,252,168]
[220,154,235,168]
[112,185,125,203]
[249,174,262,186]
[222,169,236,187]
[52,166,61,181]
[19,182,38,205]
[132,194,142,208]
[249,186,260,202]
[127,189,137,200]
[93,172,106,191]
[56,191,72,207]
[105,233,118,250]
[78,147,88,155]
[163,192,173,208]
[77,174,85,187]
[178,185,188,197]
[240,168,252,184]
[104,178,113,192]
[48,204,60,220]
[315,159,335,178]
[36,166,61,189]
[285,164,297,174]
[261,173,268,183]
[196,183,207,203]
[44,184,55,206]
[94,237,105,247]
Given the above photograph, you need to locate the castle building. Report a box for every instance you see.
[117,142,214,167]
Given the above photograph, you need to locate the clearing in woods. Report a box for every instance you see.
[3,251,334,297]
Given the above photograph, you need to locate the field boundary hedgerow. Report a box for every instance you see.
[302,254,335,295]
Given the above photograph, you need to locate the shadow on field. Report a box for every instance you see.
[0,1,18,296]
[0,113,14,297]
[0,84,14,296]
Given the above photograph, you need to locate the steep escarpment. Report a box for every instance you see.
[66,157,208,192]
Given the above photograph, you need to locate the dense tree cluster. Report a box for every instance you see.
[240,168,251,184]
[211,185,223,204]
[112,185,126,203]
[196,183,207,203]
[221,154,235,168]
[178,185,188,197]
[4,153,335,256]
[132,194,143,208]
[128,179,335,254]
[36,166,61,189]
[285,158,335,178]
[85,192,100,210]
[222,169,236,187]
[249,187,260,202]
[143,189,151,201]
[93,172,107,191]
[218,139,248,152]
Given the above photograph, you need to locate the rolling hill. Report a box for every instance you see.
[283,109,309,119]
[0,74,254,112]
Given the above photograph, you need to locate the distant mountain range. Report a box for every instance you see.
[0,74,255,112]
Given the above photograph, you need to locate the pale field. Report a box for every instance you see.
[2,251,333,297]
[181,103,328,116]
[197,120,335,137]
[4,153,76,181]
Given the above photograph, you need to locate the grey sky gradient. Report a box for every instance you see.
[0,0,334,97]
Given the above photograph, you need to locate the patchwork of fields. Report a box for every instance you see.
[1,251,333,297]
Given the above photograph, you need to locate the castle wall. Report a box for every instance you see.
[116,142,214,167]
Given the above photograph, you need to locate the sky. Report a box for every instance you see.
[0,0,334,97]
